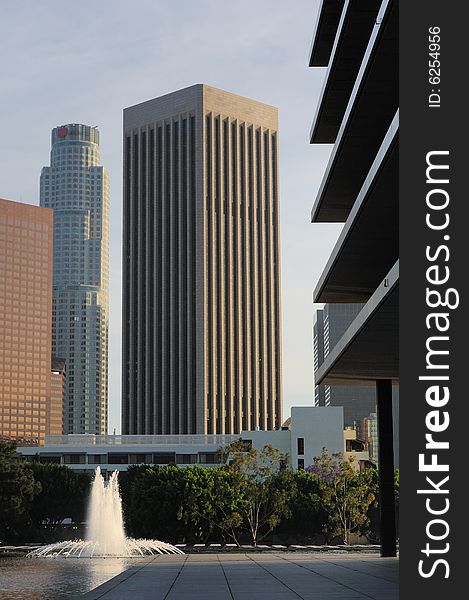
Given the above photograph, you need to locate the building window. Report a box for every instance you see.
[176,454,198,465]
[297,459,304,471]
[63,453,86,464]
[107,453,128,464]
[129,453,152,465]
[297,437,304,456]
[88,454,107,465]
[153,452,176,465]
[199,452,220,464]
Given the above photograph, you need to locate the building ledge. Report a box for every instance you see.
[313,111,398,303]
[315,260,399,385]
[310,0,382,143]
[311,0,397,223]
[309,0,346,67]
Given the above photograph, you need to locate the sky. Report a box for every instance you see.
[0,0,342,434]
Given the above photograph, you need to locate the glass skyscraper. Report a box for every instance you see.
[40,124,109,434]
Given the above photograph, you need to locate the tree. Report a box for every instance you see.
[307,449,376,545]
[0,441,41,543]
[28,463,92,542]
[276,469,328,543]
[226,443,296,545]
[361,467,399,543]
[121,465,187,542]
[120,465,246,544]
[181,466,245,544]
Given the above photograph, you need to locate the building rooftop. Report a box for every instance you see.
[124,84,278,131]
[51,356,66,374]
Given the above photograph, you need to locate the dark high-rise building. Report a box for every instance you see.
[122,84,282,435]
[0,198,53,446]
[40,124,110,435]
[313,304,376,427]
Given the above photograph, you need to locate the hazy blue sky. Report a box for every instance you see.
[0,0,341,433]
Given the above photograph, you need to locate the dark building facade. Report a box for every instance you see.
[313,304,376,427]
[122,84,282,435]
[47,356,66,436]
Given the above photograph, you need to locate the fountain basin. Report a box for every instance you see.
[28,539,184,558]
[28,466,183,559]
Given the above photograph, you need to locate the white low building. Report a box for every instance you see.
[17,407,345,475]
[246,406,344,470]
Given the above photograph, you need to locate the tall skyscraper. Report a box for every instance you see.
[0,198,53,446]
[122,84,282,435]
[40,124,109,435]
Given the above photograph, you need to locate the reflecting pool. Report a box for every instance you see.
[0,556,138,599]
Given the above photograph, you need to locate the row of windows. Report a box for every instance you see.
[51,452,221,466]
[44,167,103,175]
[50,158,99,164]
[55,223,88,228]
[52,147,98,154]
[42,191,104,198]
[44,174,105,181]
[0,218,49,230]
[0,224,49,240]
[52,146,97,152]
[44,178,103,184]
[1,409,45,417]
[44,186,103,192]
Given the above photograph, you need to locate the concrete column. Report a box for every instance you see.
[376,378,397,557]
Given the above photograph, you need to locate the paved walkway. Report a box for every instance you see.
[84,552,399,600]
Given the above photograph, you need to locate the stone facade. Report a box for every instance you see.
[122,85,282,435]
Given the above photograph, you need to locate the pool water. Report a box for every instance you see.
[0,556,138,599]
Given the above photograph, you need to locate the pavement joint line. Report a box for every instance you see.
[84,555,158,599]
[81,552,398,599]
[162,554,189,600]
[275,553,378,600]
[295,554,398,585]
[217,553,235,600]
[245,553,306,600]
[354,555,399,572]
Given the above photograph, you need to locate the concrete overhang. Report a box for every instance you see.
[310,0,382,144]
[311,0,397,223]
[313,111,398,303]
[315,260,399,386]
[309,0,346,67]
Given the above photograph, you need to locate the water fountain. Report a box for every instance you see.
[28,467,184,558]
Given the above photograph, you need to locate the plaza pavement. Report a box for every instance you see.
[84,552,399,599]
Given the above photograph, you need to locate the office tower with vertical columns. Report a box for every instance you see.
[122,84,282,435]
[40,124,109,435]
